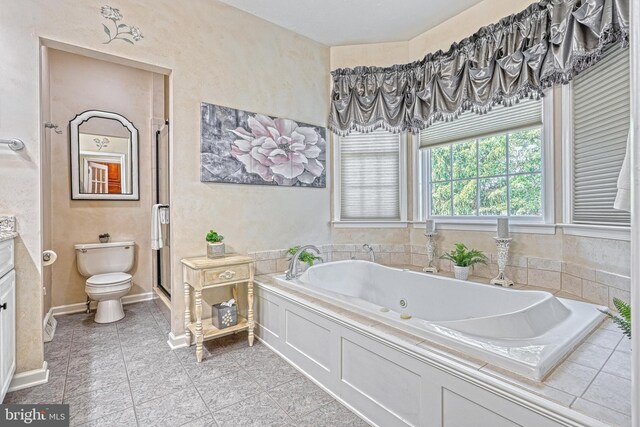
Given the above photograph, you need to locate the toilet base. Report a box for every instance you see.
[94,298,125,323]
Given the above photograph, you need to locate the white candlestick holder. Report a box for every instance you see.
[423,232,438,273]
[490,237,513,287]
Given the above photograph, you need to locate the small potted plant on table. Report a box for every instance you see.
[206,230,225,258]
[441,243,488,280]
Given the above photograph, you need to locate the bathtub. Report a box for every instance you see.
[274,260,606,380]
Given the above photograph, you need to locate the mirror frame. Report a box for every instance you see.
[69,110,140,200]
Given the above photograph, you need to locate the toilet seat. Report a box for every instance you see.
[85,273,132,323]
[87,272,132,287]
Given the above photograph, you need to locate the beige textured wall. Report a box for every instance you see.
[47,49,162,307]
[1,0,330,373]
[328,0,631,277]
[330,41,409,70]
[408,0,533,56]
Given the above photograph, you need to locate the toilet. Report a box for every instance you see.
[74,241,135,323]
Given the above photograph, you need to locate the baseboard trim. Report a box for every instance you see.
[43,308,57,342]
[8,362,49,392]
[153,287,171,309]
[167,332,190,349]
[122,292,158,305]
[43,308,53,329]
[51,292,158,316]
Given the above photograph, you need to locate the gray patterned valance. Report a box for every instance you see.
[328,0,629,136]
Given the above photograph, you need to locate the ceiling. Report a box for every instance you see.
[219,0,485,46]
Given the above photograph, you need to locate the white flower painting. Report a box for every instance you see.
[200,103,326,188]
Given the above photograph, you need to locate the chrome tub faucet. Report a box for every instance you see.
[286,245,322,280]
[363,244,375,262]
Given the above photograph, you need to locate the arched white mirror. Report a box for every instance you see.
[69,110,139,200]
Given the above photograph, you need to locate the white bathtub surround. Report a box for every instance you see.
[284,261,604,380]
[255,273,628,427]
[248,244,630,310]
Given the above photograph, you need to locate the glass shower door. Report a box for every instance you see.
[156,122,171,296]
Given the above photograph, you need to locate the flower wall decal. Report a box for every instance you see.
[200,103,326,188]
[100,5,144,44]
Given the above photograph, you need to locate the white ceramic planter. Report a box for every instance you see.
[453,265,470,280]
[207,242,225,258]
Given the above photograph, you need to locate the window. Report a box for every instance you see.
[419,97,550,223]
[334,130,406,225]
[429,128,542,217]
[565,47,630,228]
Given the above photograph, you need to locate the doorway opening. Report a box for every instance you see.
[39,42,173,328]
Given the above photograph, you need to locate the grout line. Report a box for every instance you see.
[577,395,633,418]
[116,305,143,427]
[578,348,617,401]
[59,327,73,404]
[182,363,220,426]
[61,314,136,425]
[264,392,298,424]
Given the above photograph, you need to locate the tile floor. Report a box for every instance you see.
[3,301,368,427]
[479,318,632,427]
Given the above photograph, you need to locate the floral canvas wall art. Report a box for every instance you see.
[200,103,326,187]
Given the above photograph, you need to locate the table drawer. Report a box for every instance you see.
[204,264,251,286]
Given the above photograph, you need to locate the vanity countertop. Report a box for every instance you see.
[0,231,18,243]
[0,216,17,242]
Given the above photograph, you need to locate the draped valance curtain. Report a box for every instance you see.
[328,0,629,136]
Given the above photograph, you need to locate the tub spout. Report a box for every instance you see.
[286,245,321,280]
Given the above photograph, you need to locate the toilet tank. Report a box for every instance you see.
[74,241,135,277]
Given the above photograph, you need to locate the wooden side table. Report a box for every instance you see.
[181,254,255,362]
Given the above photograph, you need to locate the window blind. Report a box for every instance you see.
[340,131,401,220]
[572,47,630,226]
[419,98,542,148]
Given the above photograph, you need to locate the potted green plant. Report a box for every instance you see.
[99,233,110,243]
[599,298,631,339]
[440,243,488,280]
[206,230,225,258]
[287,246,319,271]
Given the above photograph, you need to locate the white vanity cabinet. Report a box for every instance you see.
[0,238,16,402]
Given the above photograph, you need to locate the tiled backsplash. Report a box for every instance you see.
[248,243,629,310]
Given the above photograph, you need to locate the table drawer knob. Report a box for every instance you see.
[219,270,236,280]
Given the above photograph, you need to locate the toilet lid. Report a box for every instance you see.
[87,272,132,286]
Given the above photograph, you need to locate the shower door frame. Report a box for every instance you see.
[155,120,171,298]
